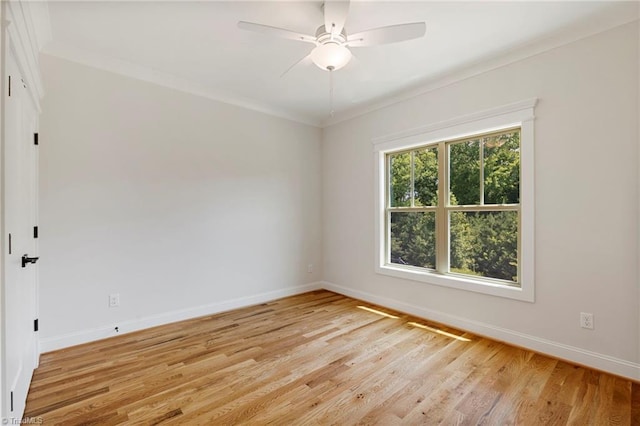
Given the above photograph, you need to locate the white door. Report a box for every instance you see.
[3,48,39,421]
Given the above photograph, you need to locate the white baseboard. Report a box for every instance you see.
[39,280,639,381]
[39,282,323,353]
[321,281,640,382]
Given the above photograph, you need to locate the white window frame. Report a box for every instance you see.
[373,99,536,302]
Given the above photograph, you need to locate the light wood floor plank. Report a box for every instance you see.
[24,290,637,425]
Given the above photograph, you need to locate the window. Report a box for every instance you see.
[374,99,536,301]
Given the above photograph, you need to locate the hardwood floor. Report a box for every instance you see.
[24,290,638,425]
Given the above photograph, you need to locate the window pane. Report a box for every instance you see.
[413,147,438,207]
[449,211,518,283]
[484,131,520,204]
[449,140,480,205]
[390,211,436,269]
[389,152,411,207]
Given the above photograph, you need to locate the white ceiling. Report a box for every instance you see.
[41,1,638,126]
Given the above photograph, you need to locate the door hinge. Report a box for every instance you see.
[34,319,39,332]
[8,233,12,254]
[8,75,11,97]
[34,226,39,238]
[34,133,39,146]
[10,391,13,411]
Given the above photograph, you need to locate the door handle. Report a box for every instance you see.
[21,255,39,268]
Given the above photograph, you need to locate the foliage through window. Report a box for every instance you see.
[386,128,521,285]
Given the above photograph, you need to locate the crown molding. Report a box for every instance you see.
[42,44,322,128]
[322,14,640,128]
[36,2,638,130]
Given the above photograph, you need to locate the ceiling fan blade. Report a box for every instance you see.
[280,53,313,78]
[347,22,426,47]
[323,1,350,39]
[238,21,316,44]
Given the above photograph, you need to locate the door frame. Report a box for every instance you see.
[1,0,47,420]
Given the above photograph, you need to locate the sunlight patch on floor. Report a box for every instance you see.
[357,305,399,319]
[407,321,471,342]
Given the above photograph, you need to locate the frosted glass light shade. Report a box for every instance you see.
[310,43,352,71]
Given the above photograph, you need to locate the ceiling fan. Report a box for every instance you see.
[238,1,426,74]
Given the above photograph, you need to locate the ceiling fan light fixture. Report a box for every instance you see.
[310,43,352,71]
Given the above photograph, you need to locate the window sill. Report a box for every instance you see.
[376,264,534,302]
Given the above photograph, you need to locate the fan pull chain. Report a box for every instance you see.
[328,66,335,117]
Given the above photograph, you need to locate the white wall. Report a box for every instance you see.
[37,21,639,379]
[39,55,322,349]
[322,22,639,378]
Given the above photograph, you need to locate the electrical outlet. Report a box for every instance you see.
[580,312,593,329]
[307,264,313,273]
[109,293,120,308]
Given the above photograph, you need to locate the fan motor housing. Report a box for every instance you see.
[315,25,347,45]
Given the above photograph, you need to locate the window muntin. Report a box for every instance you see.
[385,128,521,286]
